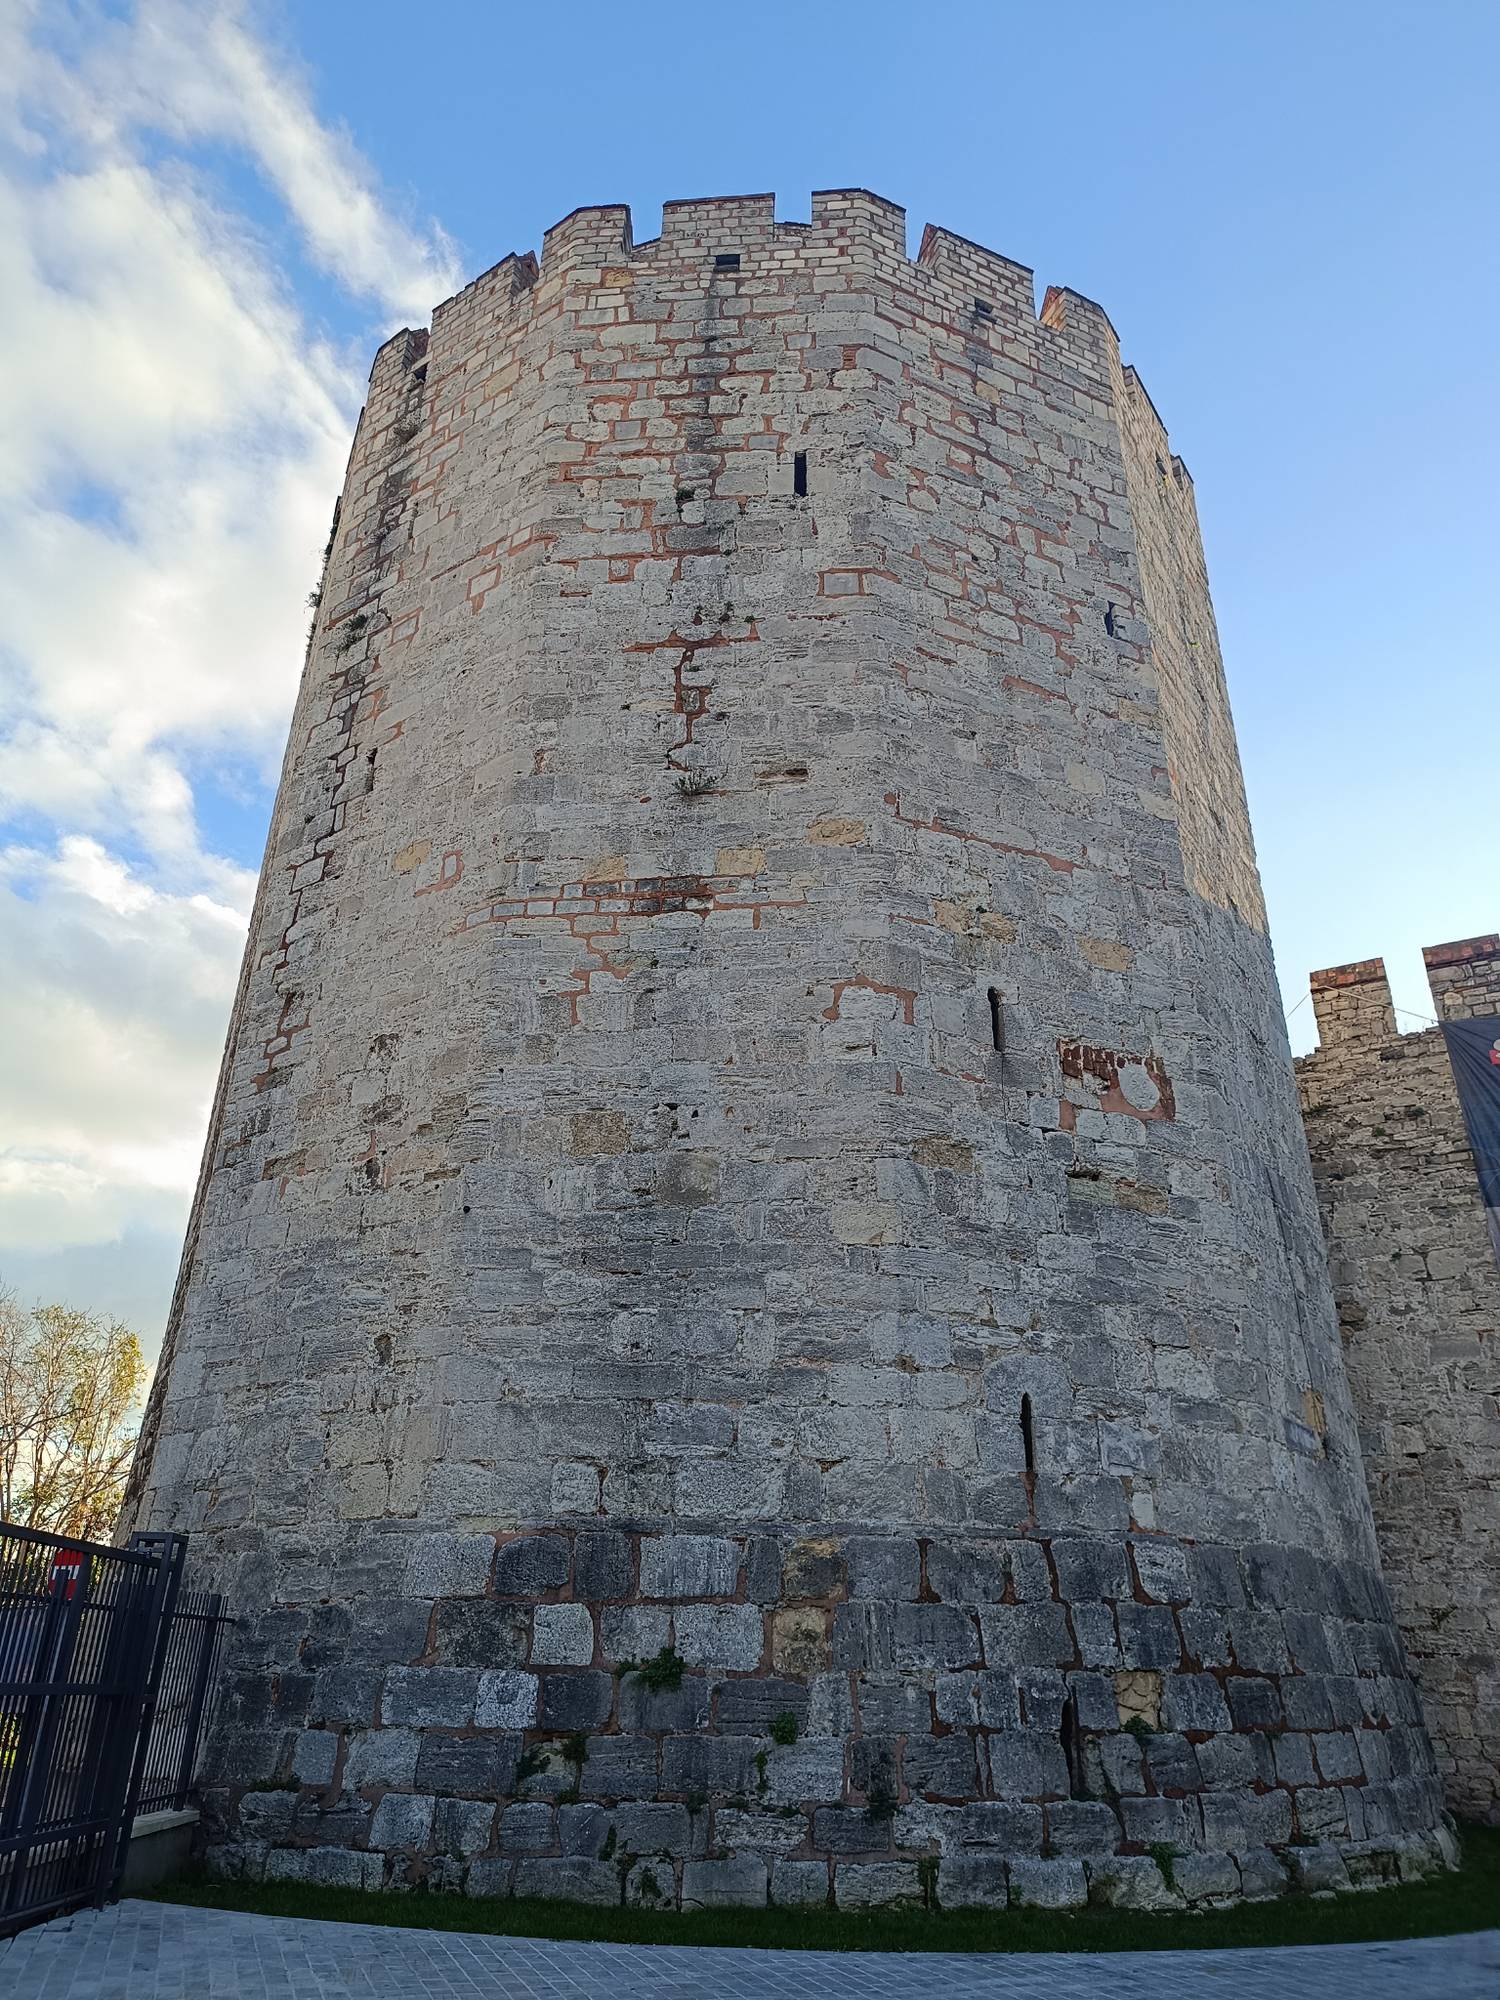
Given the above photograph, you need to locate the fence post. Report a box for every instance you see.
[103,1532,187,1901]
[169,1596,224,1812]
[0,1553,91,1927]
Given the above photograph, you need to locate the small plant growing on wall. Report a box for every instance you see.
[673,770,719,799]
[616,1646,686,1691]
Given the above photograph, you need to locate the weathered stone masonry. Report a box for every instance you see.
[1297,935,1500,1825]
[123,191,1448,1910]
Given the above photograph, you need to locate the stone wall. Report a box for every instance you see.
[1296,936,1500,1824]
[123,190,1446,1910]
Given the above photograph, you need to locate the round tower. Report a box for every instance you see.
[125,191,1448,1909]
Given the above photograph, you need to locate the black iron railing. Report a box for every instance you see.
[134,1585,229,1816]
[0,1520,227,1938]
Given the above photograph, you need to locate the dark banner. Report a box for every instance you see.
[1441,1015,1500,1265]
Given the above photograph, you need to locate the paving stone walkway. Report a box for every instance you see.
[3,1900,1498,1998]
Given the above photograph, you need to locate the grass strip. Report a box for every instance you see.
[145,1822,1500,1956]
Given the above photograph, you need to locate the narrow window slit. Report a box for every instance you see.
[715,252,740,270]
[1060,1694,1085,1797]
[793,451,808,498]
[1104,603,1117,637]
[1020,1393,1035,1473]
[987,987,1004,1054]
[974,297,994,320]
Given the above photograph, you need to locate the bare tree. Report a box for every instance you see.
[0,1288,147,1539]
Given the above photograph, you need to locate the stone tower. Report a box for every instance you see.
[125,192,1448,1909]
[1297,936,1500,1825]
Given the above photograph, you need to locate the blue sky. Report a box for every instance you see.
[2,0,1496,1354]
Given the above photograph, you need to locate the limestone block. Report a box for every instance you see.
[937,1853,1008,1908]
[1162,1673,1232,1734]
[985,1732,1070,1799]
[624,1858,676,1907]
[558,1804,608,1857]
[382,1668,478,1728]
[433,1601,529,1670]
[978,1604,1073,1667]
[1052,1539,1130,1602]
[579,1735,657,1800]
[370,1792,436,1852]
[343,1729,419,1792]
[311,1668,382,1725]
[681,1855,768,1907]
[416,1733,519,1797]
[464,1857,514,1900]
[574,1531,635,1600]
[673,1603,764,1669]
[640,1536,739,1600]
[514,1858,618,1904]
[1171,1850,1240,1902]
[1287,1844,1352,1893]
[292,1730,338,1787]
[537,1672,612,1730]
[237,1792,298,1839]
[614,1802,691,1855]
[475,1670,538,1731]
[403,1535,494,1598]
[1235,1846,1290,1900]
[532,1603,596,1667]
[432,1799,495,1856]
[845,1537,920,1601]
[763,1739,845,1806]
[499,1803,555,1853]
[771,1858,829,1906]
[1086,1855,1181,1909]
[834,1861,922,1908]
[494,1536,570,1597]
[1046,1801,1122,1854]
[1007,1857,1088,1908]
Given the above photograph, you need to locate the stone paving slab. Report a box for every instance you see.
[2,1900,1498,1999]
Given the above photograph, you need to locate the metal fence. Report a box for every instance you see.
[134,1585,229,1817]
[0,1520,227,1938]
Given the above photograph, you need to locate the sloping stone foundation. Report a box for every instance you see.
[199,1523,1450,1907]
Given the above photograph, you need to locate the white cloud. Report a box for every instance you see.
[0,0,462,1347]
[119,0,462,321]
[0,149,354,858]
[0,836,249,1255]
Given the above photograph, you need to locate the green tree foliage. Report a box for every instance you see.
[0,1288,147,1538]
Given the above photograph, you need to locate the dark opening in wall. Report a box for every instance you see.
[1020,1393,1035,1473]
[411,363,427,386]
[1104,602,1117,637]
[793,451,808,498]
[987,987,1004,1054]
[715,252,741,270]
[1060,1694,1085,1797]
[974,298,994,320]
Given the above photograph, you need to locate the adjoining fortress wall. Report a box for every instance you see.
[1297,936,1500,1823]
[123,192,1447,1910]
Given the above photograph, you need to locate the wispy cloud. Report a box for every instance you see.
[0,837,248,1253]
[0,0,462,1349]
[45,0,463,322]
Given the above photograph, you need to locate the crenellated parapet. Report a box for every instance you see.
[401,190,1130,403]
[1424,932,1500,1021]
[1297,932,1499,1823]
